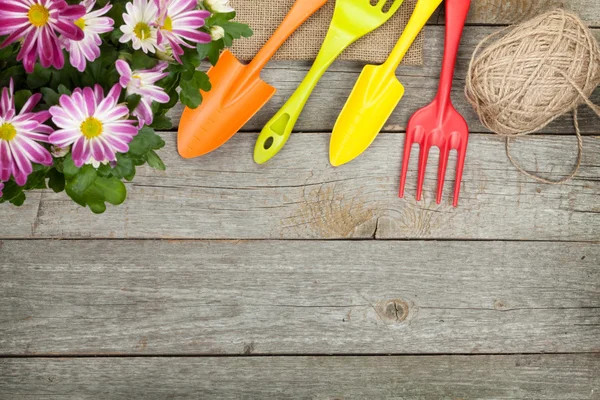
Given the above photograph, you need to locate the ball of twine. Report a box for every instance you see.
[465,9,600,184]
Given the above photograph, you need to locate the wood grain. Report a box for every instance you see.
[1,355,599,399]
[167,26,600,134]
[0,133,597,240]
[463,0,600,26]
[1,240,598,355]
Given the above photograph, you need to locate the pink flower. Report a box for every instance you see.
[0,0,86,73]
[62,0,114,72]
[116,60,170,126]
[155,0,211,63]
[0,181,3,197]
[0,79,53,186]
[49,84,138,168]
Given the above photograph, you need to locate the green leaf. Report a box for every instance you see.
[112,153,136,181]
[220,21,253,39]
[180,83,203,109]
[131,51,157,70]
[58,84,72,96]
[41,87,60,106]
[126,94,142,112]
[0,180,24,202]
[23,167,48,190]
[150,114,172,130]
[71,176,128,214]
[180,71,211,109]
[62,156,80,179]
[67,165,97,196]
[0,65,25,88]
[91,177,127,206]
[128,127,165,156]
[27,64,52,89]
[9,192,26,206]
[145,150,166,171]
[47,168,66,193]
[13,90,32,112]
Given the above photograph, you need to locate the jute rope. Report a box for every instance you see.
[465,9,600,184]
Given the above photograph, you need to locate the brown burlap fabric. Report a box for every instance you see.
[229,0,423,65]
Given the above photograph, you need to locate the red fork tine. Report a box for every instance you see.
[416,140,431,201]
[436,143,450,204]
[453,138,468,207]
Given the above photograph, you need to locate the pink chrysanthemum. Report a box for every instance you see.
[0,0,85,73]
[62,0,114,72]
[155,0,211,63]
[0,79,53,186]
[116,60,169,126]
[49,84,138,167]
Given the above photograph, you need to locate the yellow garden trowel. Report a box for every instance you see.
[254,0,406,164]
[329,0,443,166]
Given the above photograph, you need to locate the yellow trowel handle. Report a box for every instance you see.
[381,0,443,75]
[254,26,356,164]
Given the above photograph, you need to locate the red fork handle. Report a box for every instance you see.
[436,0,471,114]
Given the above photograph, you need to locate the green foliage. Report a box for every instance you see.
[0,1,251,213]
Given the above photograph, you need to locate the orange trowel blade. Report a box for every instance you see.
[177,0,329,159]
[178,50,275,159]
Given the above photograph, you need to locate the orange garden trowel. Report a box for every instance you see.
[178,0,329,158]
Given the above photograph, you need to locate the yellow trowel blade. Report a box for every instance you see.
[330,65,405,167]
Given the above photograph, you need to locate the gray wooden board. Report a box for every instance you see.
[1,240,598,355]
[1,355,599,399]
[167,26,600,134]
[0,133,597,240]
[461,0,600,26]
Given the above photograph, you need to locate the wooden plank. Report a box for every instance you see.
[167,26,600,134]
[1,240,598,355]
[1,355,599,399]
[462,0,600,26]
[0,133,598,240]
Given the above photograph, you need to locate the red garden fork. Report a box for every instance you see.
[399,0,471,207]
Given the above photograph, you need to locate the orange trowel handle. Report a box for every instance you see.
[244,0,329,78]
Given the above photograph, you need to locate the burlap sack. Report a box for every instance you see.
[230,0,423,65]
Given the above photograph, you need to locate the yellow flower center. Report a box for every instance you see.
[134,22,151,40]
[74,17,86,30]
[80,117,103,139]
[28,4,50,27]
[0,123,17,141]
[163,16,173,32]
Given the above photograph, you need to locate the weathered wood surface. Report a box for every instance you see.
[461,0,600,26]
[1,355,599,399]
[2,7,600,397]
[167,26,600,134]
[0,133,597,240]
[1,240,598,355]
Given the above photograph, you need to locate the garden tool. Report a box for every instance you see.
[399,0,471,206]
[177,0,329,159]
[329,0,442,167]
[254,0,405,164]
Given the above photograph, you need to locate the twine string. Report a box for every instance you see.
[465,9,600,184]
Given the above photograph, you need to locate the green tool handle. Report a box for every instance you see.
[254,26,355,164]
[381,0,443,77]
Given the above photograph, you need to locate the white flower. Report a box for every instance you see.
[204,0,233,13]
[50,145,70,158]
[119,0,161,53]
[209,25,224,40]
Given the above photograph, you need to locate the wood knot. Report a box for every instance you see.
[377,299,409,323]
[494,300,508,311]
